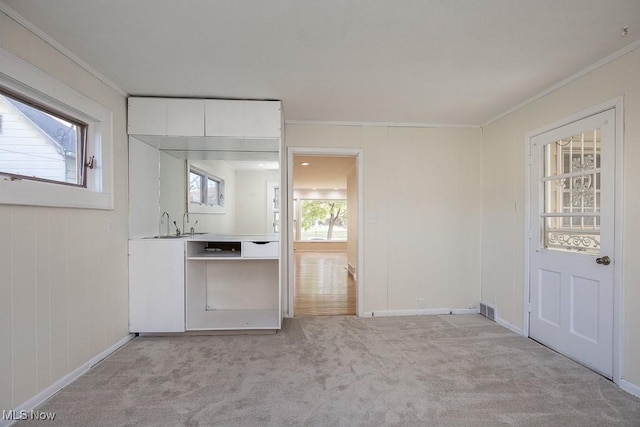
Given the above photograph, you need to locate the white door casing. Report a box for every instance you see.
[528,108,616,378]
[286,147,364,318]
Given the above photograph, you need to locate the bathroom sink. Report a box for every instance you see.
[149,233,209,239]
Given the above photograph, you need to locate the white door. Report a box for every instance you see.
[529,109,615,378]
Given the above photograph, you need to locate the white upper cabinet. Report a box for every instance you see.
[241,101,282,138]
[128,97,281,139]
[166,99,205,136]
[204,99,281,138]
[128,97,205,136]
[204,99,244,137]
[128,97,167,135]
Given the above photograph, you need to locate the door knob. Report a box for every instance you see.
[596,256,611,266]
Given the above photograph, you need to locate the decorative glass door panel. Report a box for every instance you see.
[529,108,616,379]
[541,129,601,254]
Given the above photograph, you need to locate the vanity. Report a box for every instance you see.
[127,97,283,334]
[129,234,280,333]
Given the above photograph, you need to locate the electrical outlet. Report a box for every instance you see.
[107,219,114,234]
[416,298,426,309]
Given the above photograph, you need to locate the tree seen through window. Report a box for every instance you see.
[301,200,347,240]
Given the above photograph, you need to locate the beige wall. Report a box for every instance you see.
[481,47,640,385]
[286,125,482,313]
[129,138,160,238]
[235,169,280,234]
[159,151,185,233]
[0,12,129,411]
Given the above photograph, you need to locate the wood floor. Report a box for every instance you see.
[294,251,356,316]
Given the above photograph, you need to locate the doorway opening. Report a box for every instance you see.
[287,150,362,317]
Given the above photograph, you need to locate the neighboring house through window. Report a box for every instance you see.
[0,90,87,186]
[0,48,114,209]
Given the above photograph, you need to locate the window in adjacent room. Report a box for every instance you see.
[189,166,225,208]
[299,199,347,241]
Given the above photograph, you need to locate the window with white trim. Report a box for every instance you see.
[0,48,114,209]
[294,199,347,241]
[189,166,225,208]
[0,88,89,187]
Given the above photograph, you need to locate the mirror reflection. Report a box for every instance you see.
[159,148,280,236]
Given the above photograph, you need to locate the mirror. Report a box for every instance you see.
[159,145,280,236]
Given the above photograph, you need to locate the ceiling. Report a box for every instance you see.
[2,1,639,125]
[293,156,356,190]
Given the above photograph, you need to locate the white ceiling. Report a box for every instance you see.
[293,156,356,190]
[2,0,639,125]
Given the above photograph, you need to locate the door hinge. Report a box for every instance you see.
[527,302,532,313]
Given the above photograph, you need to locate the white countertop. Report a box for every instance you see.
[137,233,279,242]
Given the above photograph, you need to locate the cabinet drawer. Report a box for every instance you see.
[242,241,279,258]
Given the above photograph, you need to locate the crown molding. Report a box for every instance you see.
[285,120,479,129]
[482,38,640,127]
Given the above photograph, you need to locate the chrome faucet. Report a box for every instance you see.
[182,212,189,237]
[160,211,170,236]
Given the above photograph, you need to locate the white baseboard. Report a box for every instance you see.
[1,334,134,427]
[371,308,480,317]
[452,308,481,315]
[496,316,525,336]
[620,379,640,398]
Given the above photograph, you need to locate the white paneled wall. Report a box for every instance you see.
[0,206,129,408]
[0,11,129,412]
[481,47,640,388]
[285,125,483,313]
[235,170,281,234]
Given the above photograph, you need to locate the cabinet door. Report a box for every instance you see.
[128,97,167,135]
[129,240,185,332]
[204,99,244,137]
[167,99,205,136]
[242,101,281,138]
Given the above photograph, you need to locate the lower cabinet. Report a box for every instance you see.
[128,239,185,333]
[128,238,281,333]
[185,240,281,330]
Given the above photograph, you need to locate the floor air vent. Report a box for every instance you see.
[480,303,495,321]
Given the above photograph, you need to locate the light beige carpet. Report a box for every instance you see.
[22,315,640,426]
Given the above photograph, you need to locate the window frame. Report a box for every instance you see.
[187,163,225,214]
[0,48,114,210]
[293,189,348,242]
[0,86,89,188]
[188,169,205,204]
